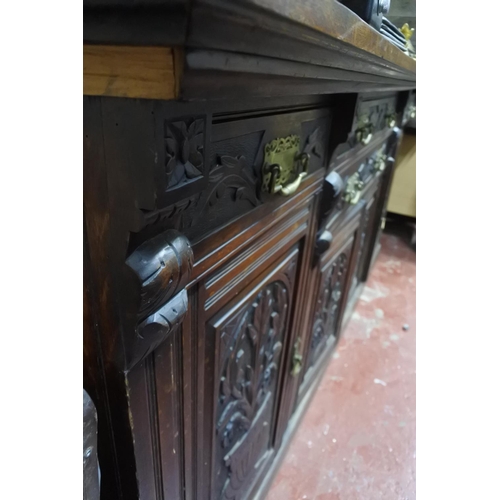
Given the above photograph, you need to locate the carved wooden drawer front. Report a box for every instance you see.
[350,93,397,147]
[318,137,389,234]
[203,247,300,500]
[185,107,330,241]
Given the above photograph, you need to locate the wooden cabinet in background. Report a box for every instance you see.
[387,131,417,218]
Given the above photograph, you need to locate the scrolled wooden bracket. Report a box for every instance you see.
[315,230,333,258]
[317,170,344,231]
[124,230,193,370]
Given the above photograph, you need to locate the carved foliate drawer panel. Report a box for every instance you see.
[204,248,299,500]
[318,136,389,234]
[131,105,332,254]
[350,93,397,148]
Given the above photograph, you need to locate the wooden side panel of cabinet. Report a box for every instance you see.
[126,338,184,500]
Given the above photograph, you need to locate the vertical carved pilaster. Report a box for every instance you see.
[124,229,193,370]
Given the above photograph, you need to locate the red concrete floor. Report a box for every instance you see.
[267,229,416,500]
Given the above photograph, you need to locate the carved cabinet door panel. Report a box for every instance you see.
[347,192,380,303]
[202,248,299,500]
[292,206,364,408]
[306,236,355,373]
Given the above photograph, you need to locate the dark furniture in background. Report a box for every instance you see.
[83,2,416,499]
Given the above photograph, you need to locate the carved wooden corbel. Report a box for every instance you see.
[317,170,345,231]
[124,230,193,370]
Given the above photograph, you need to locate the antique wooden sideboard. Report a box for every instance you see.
[83,2,416,499]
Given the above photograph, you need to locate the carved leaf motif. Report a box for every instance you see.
[179,121,188,138]
[216,281,290,455]
[184,162,202,179]
[205,155,260,211]
[181,138,190,164]
[187,120,196,136]
[190,149,203,168]
[220,155,241,168]
[221,377,231,398]
[247,324,258,346]
[165,156,177,176]
[309,252,349,362]
[165,137,177,156]
[304,126,324,159]
[141,192,202,232]
[216,183,227,200]
[169,163,186,188]
[209,167,224,184]
[164,118,204,189]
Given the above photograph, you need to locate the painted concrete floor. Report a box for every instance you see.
[267,229,416,500]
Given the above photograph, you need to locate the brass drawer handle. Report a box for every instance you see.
[386,114,397,128]
[261,135,310,196]
[343,172,364,205]
[374,154,387,172]
[356,125,373,145]
[280,171,307,196]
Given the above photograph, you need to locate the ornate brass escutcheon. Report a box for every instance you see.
[261,135,309,196]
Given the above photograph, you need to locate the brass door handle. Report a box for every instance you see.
[291,339,303,377]
[291,351,303,377]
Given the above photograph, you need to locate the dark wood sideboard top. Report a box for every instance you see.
[83,0,416,101]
